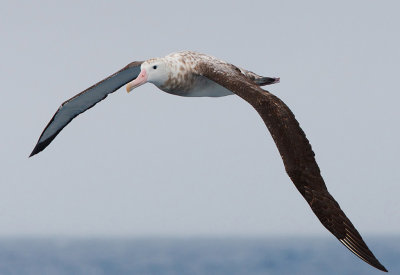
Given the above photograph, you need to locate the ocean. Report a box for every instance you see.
[0,237,397,275]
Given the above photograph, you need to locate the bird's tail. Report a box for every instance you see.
[237,66,280,86]
[254,76,280,86]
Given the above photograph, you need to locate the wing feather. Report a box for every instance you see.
[30,61,143,157]
[196,61,387,272]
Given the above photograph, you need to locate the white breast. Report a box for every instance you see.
[162,75,233,97]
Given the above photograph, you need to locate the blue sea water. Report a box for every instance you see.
[0,237,397,275]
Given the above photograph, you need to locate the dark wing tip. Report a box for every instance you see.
[29,137,55,157]
[340,236,388,272]
[29,144,43,157]
[312,192,388,272]
[29,148,38,158]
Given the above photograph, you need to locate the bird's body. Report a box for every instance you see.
[131,51,278,97]
[136,52,227,96]
[30,51,387,272]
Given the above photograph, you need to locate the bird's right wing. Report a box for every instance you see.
[30,61,143,157]
[196,60,387,272]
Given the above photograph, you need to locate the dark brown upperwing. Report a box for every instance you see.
[197,62,387,272]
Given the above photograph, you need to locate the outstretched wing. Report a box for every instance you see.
[30,61,143,157]
[196,61,387,272]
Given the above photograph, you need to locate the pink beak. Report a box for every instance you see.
[126,68,148,92]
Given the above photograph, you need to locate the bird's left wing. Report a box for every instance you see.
[30,61,143,157]
[195,60,387,272]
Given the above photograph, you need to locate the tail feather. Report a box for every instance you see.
[237,67,280,86]
[254,76,280,86]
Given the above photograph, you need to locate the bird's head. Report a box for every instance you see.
[126,58,169,92]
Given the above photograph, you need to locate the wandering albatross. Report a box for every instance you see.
[30,51,387,272]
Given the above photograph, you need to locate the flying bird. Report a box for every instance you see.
[30,51,387,272]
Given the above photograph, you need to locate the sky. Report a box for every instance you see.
[0,0,399,238]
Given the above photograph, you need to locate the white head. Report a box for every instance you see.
[126,58,169,92]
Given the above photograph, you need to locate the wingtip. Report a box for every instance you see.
[369,257,388,272]
[373,259,388,272]
[29,145,41,158]
[29,138,51,158]
[373,262,388,272]
[340,238,388,272]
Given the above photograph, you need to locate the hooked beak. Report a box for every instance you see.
[126,68,148,92]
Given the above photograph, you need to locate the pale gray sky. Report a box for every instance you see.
[0,0,399,237]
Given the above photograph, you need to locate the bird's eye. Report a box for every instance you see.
[153,65,157,70]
